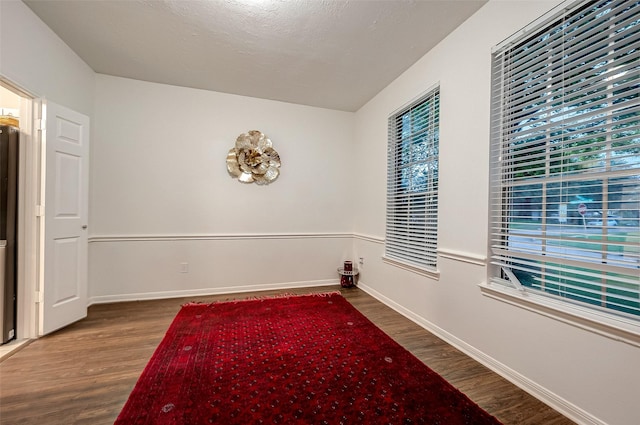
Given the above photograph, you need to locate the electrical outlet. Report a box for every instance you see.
[359,257,364,266]
[180,262,189,273]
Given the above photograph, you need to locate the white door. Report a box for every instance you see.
[40,101,89,335]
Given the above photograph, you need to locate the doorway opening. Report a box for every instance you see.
[0,80,40,359]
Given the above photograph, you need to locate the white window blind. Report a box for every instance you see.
[490,0,640,319]
[386,87,440,270]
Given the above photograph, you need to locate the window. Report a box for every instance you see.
[385,86,440,274]
[489,0,640,324]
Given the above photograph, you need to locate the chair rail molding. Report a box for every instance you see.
[89,232,354,243]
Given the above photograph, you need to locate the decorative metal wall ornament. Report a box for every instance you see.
[226,130,281,185]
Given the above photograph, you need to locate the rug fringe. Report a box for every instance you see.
[182,290,343,307]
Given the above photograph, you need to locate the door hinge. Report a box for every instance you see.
[36,290,44,304]
[36,118,45,131]
[36,205,45,217]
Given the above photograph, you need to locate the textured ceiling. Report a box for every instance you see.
[24,0,486,111]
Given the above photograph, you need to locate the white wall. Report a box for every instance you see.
[0,0,94,114]
[352,1,639,425]
[89,75,355,302]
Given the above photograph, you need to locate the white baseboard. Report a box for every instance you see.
[89,279,339,305]
[357,281,607,425]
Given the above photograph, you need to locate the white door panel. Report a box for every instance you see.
[40,101,89,335]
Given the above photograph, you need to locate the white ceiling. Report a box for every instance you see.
[24,0,486,112]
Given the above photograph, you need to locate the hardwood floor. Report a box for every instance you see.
[0,286,575,425]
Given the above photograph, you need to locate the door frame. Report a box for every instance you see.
[1,78,42,342]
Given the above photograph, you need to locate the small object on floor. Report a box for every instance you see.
[338,260,358,287]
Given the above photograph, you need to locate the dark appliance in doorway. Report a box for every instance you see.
[0,123,19,344]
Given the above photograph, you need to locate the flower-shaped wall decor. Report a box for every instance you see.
[226,130,281,185]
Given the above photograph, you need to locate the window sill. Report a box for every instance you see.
[479,281,640,348]
[382,256,440,280]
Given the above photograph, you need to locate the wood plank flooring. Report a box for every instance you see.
[0,286,575,424]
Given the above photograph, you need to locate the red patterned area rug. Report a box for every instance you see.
[116,292,502,424]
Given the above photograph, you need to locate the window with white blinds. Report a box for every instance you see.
[489,0,640,320]
[386,87,440,271]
